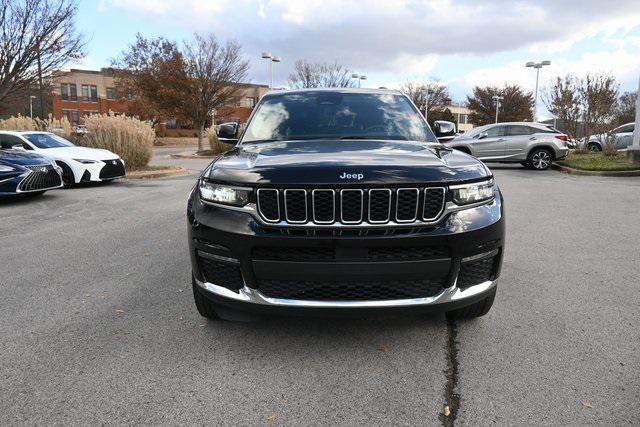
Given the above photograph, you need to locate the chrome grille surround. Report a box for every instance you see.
[256,186,451,227]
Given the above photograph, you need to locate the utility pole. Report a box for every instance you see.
[493,95,504,123]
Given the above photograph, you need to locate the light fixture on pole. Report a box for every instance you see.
[351,73,367,88]
[526,60,551,121]
[29,95,37,119]
[261,52,281,89]
[492,95,504,123]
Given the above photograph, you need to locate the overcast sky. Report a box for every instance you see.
[77,0,640,117]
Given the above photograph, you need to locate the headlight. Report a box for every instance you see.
[199,181,250,206]
[0,165,16,172]
[73,158,99,164]
[450,179,495,205]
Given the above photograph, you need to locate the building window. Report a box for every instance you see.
[62,109,79,125]
[458,114,467,124]
[243,97,255,108]
[81,84,89,101]
[90,85,98,102]
[106,87,116,100]
[61,84,68,100]
[69,84,77,101]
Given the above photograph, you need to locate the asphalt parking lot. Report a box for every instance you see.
[1,147,639,425]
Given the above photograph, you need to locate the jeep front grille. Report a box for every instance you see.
[256,187,446,226]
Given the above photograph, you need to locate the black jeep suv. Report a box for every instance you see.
[187,89,504,320]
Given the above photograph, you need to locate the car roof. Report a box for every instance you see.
[0,130,52,135]
[263,87,403,96]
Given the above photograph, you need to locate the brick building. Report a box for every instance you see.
[51,68,269,128]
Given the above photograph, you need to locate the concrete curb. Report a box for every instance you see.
[169,151,220,159]
[125,168,190,180]
[552,163,640,177]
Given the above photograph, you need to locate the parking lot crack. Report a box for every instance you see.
[440,317,461,426]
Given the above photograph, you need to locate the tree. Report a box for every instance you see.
[288,60,355,88]
[112,34,189,124]
[544,75,581,139]
[466,84,533,125]
[580,73,618,154]
[399,81,450,120]
[182,33,250,151]
[0,0,85,113]
[613,90,637,126]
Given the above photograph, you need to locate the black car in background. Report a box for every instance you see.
[0,149,63,197]
[188,89,505,321]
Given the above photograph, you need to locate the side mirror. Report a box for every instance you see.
[477,132,488,140]
[12,144,27,151]
[432,120,456,142]
[217,123,238,139]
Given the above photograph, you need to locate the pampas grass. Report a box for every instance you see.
[0,115,73,136]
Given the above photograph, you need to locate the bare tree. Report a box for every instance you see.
[183,33,250,151]
[288,59,355,88]
[0,0,85,114]
[580,73,618,155]
[544,75,581,140]
[399,80,450,121]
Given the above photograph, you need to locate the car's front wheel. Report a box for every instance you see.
[588,142,602,152]
[57,162,75,187]
[528,148,553,170]
[192,277,220,320]
[446,288,496,320]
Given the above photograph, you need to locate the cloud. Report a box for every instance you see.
[99,0,640,87]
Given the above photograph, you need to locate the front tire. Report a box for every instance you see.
[588,142,602,152]
[446,288,496,320]
[528,148,553,170]
[192,277,220,320]
[57,162,76,188]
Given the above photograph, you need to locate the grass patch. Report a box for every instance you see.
[557,152,640,171]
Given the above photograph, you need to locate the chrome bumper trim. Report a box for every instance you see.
[194,277,497,309]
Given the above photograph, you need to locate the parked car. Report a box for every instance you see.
[444,122,569,170]
[584,122,635,152]
[0,131,125,187]
[187,88,504,321]
[0,148,63,197]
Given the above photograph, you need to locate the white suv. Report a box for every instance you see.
[444,122,569,170]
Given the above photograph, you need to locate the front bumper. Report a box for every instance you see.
[188,188,505,315]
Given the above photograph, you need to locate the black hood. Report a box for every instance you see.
[208,139,490,185]
[0,149,50,166]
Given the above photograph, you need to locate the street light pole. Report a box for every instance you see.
[351,73,367,88]
[29,95,36,119]
[261,52,282,89]
[526,60,551,121]
[492,95,504,123]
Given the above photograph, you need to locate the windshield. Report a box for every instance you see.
[242,91,437,143]
[24,133,75,149]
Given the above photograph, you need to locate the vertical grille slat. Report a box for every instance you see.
[423,187,446,220]
[368,189,392,223]
[284,189,308,223]
[312,190,335,223]
[257,189,280,222]
[256,186,447,225]
[396,188,419,222]
[340,189,363,224]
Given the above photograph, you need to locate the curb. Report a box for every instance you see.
[125,168,190,180]
[170,151,220,159]
[552,163,640,177]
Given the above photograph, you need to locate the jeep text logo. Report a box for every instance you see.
[339,172,364,180]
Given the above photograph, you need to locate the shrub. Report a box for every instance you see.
[0,115,73,137]
[80,114,154,168]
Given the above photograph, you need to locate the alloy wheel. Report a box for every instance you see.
[531,151,551,170]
